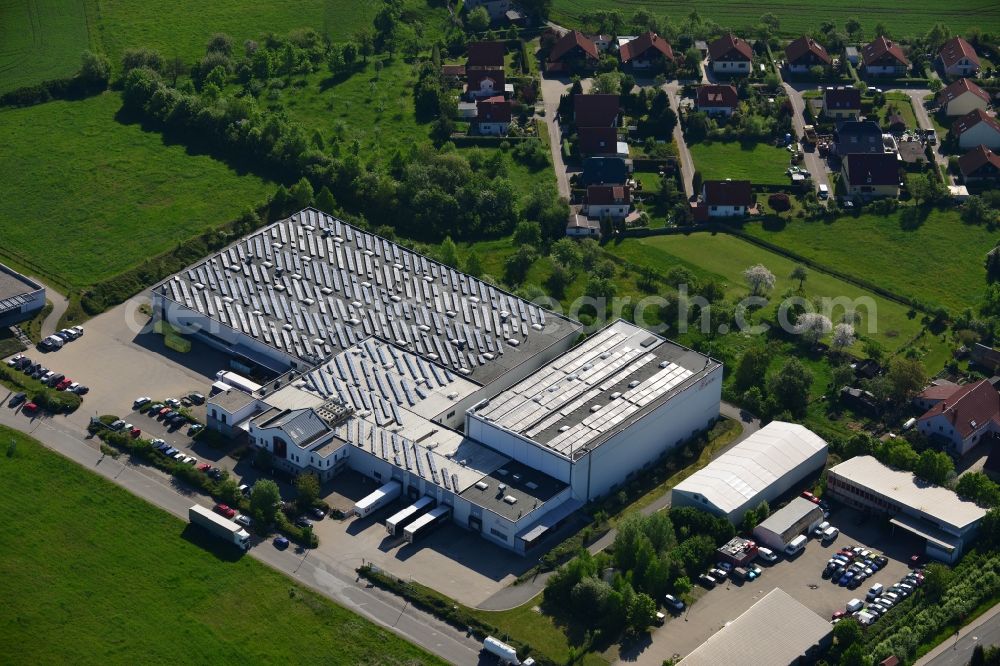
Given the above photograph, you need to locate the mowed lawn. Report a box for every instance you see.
[606,233,925,351]
[688,141,791,186]
[742,209,993,312]
[0,0,93,93]
[550,0,996,39]
[0,92,272,289]
[0,426,444,665]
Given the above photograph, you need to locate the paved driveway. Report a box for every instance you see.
[783,82,832,194]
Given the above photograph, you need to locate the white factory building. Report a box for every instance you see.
[158,209,724,554]
[670,421,829,523]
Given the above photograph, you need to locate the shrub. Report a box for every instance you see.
[768,192,791,212]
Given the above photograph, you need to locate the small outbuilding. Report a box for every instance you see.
[752,497,825,551]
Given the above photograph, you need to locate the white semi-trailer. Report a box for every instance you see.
[353,481,402,517]
[386,496,434,536]
[214,370,263,395]
[483,636,531,665]
[189,505,251,551]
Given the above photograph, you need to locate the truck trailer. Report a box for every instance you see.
[353,481,402,518]
[403,505,451,544]
[386,496,434,536]
[483,636,535,665]
[189,504,250,551]
[214,370,263,395]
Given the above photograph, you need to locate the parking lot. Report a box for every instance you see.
[618,505,920,665]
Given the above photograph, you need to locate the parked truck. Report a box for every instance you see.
[214,370,263,395]
[482,636,534,665]
[189,504,250,551]
[353,481,402,518]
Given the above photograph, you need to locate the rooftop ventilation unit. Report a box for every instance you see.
[503,495,517,505]
[475,481,489,491]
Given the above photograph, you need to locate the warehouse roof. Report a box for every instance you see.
[678,588,831,666]
[469,320,719,460]
[829,456,987,532]
[154,208,581,384]
[672,421,828,515]
[756,496,824,536]
[0,263,43,316]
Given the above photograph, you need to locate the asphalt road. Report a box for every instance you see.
[0,404,482,665]
[918,603,1000,666]
[663,82,695,199]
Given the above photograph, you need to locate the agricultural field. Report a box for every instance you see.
[741,209,994,312]
[0,92,273,290]
[0,426,443,664]
[688,141,792,186]
[0,0,94,93]
[549,0,995,39]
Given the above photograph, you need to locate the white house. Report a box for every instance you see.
[702,179,753,217]
[585,184,631,220]
[939,37,980,78]
[953,109,1000,150]
[708,34,752,74]
[917,379,1000,455]
[474,96,511,136]
[937,78,990,117]
[565,214,601,238]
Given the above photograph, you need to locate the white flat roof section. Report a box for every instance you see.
[678,588,832,666]
[153,208,581,383]
[755,496,824,536]
[672,421,828,516]
[469,320,720,459]
[830,455,987,532]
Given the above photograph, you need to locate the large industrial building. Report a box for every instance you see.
[670,421,828,523]
[0,263,45,328]
[678,588,832,665]
[828,456,987,563]
[160,209,724,554]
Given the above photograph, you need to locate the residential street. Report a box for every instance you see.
[663,82,696,198]
[917,602,1000,666]
[783,82,831,194]
[539,74,572,199]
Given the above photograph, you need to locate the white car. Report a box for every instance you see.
[182,456,197,465]
[235,514,253,528]
[71,326,84,337]
[173,452,186,461]
[150,438,166,447]
[165,398,181,407]
[134,397,151,407]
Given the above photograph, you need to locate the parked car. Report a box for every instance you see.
[56,379,73,391]
[163,447,178,457]
[238,484,251,497]
[235,514,253,528]
[165,398,181,407]
[23,402,39,413]
[188,424,204,436]
[698,573,717,588]
[134,397,151,407]
[801,491,817,502]
[188,392,206,405]
[909,554,925,568]
[207,467,223,480]
[73,385,89,395]
[310,507,327,520]
[8,392,26,407]
[197,463,212,472]
[757,547,778,563]
[129,427,141,438]
[273,536,290,549]
[294,516,313,529]
[71,326,84,337]
[214,503,236,519]
[110,419,126,431]
[172,452,185,461]
[813,521,831,538]
[664,594,685,612]
[147,403,163,413]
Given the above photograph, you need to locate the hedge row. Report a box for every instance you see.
[0,74,106,108]
[0,365,82,412]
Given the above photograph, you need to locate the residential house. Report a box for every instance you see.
[464,0,513,21]
[566,213,601,238]
[708,33,753,75]
[785,36,832,73]
[574,94,620,128]
[588,34,613,52]
[937,78,990,117]
[835,120,884,155]
[971,343,1000,372]
[580,157,628,187]
[696,84,739,116]
[823,87,862,120]
[913,380,961,412]
[844,46,860,66]
[474,96,511,135]
[619,32,675,69]
[578,126,625,156]
[467,41,505,69]
[953,108,1000,150]
[702,179,753,217]
[917,379,1000,455]
[467,68,505,99]
[441,64,465,84]
[586,185,631,220]
[548,30,599,70]
[841,153,901,198]
[959,145,1000,183]
[861,36,909,76]
[938,36,980,78]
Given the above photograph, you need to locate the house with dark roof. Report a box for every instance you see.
[578,126,625,157]
[823,87,862,120]
[917,379,1000,455]
[937,78,990,117]
[585,185,632,220]
[619,32,674,69]
[938,36,980,78]
[580,157,628,187]
[474,96,511,136]
[696,84,739,116]
[566,213,601,238]
[971,343,1000,372]
[953,108,1000,150]
[466,68,505,99]
[574,94,620,128]
[441,64,466,83]
[708,33,753,75]
[835,120,884,155]
[959,145,1000,183]
[861,36,910,76]
[548,30,599,70]
[841,153,900,198]
[467,41,505,69]
[785,36,832,73]
[701,179,753,217]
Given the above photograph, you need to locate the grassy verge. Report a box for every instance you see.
[20,301,53,343]
[914,590,1000,660]
[0,364,81,412]
[0,426,442,664]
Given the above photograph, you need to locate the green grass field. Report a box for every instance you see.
[741,209,993,312]
[550,0,997,39]
[0,92,272,290]
[0,0,94,93]
[0,426,443,664]
[605,232,927,351]
[688,141,792,186]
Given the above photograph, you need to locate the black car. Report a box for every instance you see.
[294,516,313,529]
[74,385,89,395]
[8,392,26,407]
[206,467,223,480]
[15,357,31,370]
[822,567,835,579]
[47,373,65,387]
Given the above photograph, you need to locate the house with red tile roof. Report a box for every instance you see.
[861,36,909,77]
[619,32,674,69]
[585,185,632,220]
[547,30,599,70]
[701,179,753,217]
[913,380,962,412]
[952,108,1000,150]
[959,145,1000,183]
[937,78,990,117]
[466,68,505,99]
[785,36,831,73]
[474,96,511,136]
[696,84,739,116]
[917,379,1000,455]
[578,126,625,157]
[467,41,505,69]
[708,33,753,75]
[938,36,980,78]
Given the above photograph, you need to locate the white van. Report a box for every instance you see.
[757,547,778,563]
[813,521,831,537]
[822,526,839,542]
[867,583,884,601]
[818,183,830,199]
[785,535,808,556]
[846,598,864,613]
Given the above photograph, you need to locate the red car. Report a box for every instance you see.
[159,407,172,416]
[56,378,72,391]
[197,463,212,472]
[129,427,141,438]
[22,402,38,413]
[831,610,847,620]
[214,503,236,519]
[801,491,816,501]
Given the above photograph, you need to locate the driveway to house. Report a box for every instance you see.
[540,73,572,199]
[783,82,831,194]
[663,82,696,198]
[899,88,951,178]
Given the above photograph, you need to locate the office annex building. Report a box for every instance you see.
[153,209,723,554]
